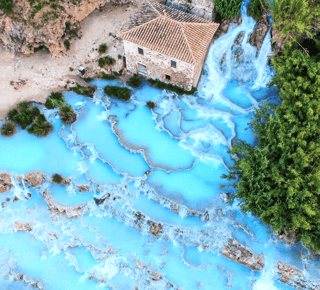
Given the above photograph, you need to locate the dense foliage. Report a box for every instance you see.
[212,0,242,21]
[1,122,16,137]
[128,75,142,88]
[98,56,115,68]
[222,43,320,252]
[45,92,66,109]
[69,83,95,97]
[52,174,63,184]
[270,0,320,40]
[249,0,266,20]
[59,105,76,124]
[27,114,53,137]
[146,101,155,109]
[98,44,107,54]
[0,0,13,14]
[147,79,196,95]
[8,102,41,129]
[104,86,131,101]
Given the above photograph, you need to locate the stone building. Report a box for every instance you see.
[118,0,219,91]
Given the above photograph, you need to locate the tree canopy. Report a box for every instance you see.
[223,42,320,252]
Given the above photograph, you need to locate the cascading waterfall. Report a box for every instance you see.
[0,0,319,289]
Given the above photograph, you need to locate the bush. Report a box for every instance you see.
[98,56,115,68]
[69,67,74,71]
[212,0,243,20]
[69,29,78,36]
[98,72,115,80]
[98,44,107,54]
[27,114,53,137]
[69,83,96,97]
[104,86,131,101]
[1,122,16,137]
[270,0,320,40]
[60,105,76,124]
[128,75,142,88]
[9,102,40,129]
[64,40,70,50]
[222,42,320,252]
[0,0,14,15]
[249,0,266,20]
[45,92,66,109]
[146,101,155,109]
[113,70,123,78]
[147,79,196,95]
[52,174,63,184]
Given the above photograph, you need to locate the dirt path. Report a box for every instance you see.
[0,1,141,120]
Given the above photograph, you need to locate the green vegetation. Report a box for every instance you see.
[98,56,115,68]
[146,101,155,109]
[270,0,320,40]
[69,67,74,72]
[0,0,14,15]
[45,92,66,109]
[128,74,142,88]
[68,29,78,36]
[98,72,115,80]
[113,70,123,78]
[118,54,122,59]
[98,44,107,54]
[212,0,242,21]
[104,86,131,101]
[8,102,41,129]
[69,83,96,97]
[59,105,76,124]
[147,79,196,95]
[27,113,53,137]
[222,42,320,252]
[52,174,63,184]
[1,122,16,137]
[249,0,266,20]
[64,40,70,50]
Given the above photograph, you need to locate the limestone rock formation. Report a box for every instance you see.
[14,221,32,232]
[277,262,320,290]
[77,185,89,192]
[0,172,12,187]
[249,11,269,53]
[24,171,46,187]
[276,229,297,246]
[0,184,7,193]
[221,239,264,270]
[0,0,123,56]
[148,220,163,236]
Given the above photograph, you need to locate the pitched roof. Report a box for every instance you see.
[118,0,220,65]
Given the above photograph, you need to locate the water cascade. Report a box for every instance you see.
[0,0,319,289]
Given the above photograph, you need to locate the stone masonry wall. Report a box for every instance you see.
[123,40,195,90]
[166,0,215,21]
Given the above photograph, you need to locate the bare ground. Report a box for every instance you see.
[0,0,141,120]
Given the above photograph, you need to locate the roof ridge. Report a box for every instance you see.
[118,15,160,38]
[179,22,196,65]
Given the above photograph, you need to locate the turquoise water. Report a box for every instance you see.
[0,0,318,289]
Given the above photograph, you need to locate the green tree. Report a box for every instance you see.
[223,42,320,252]
[270,0,320,40]
[212,0,243,20]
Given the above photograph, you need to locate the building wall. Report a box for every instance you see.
[123,40,195,90]
[166,0,215,21]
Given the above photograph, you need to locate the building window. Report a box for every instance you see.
[165,74,171,81]
[171,60,176,68]
[138,47,144,55]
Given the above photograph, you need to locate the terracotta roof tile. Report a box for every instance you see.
[118,0,219,65]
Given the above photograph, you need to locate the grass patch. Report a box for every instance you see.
[128,74,142,88]
[98,56,115,68]
[212,0,243,21]
[52,174,63,184]
[146,101,155,109]
[1,122,16,137]
[45,92,66,109]
[104,86,131,101]
[60,105,76,124]
[98,43,107,54]
[69,83,96,97]
[147,79,196,95]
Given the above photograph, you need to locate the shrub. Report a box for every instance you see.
[222,42,320,252]
[128,75,142,88]
[98,72,115,80]
[249,0,266,20]
[69,29,78,36]
[69,67,74,71]
[27,114,53,137]
[270,0,320,40]
[98,56,115,68]
[1,122,16,137]
[146,101,155,109]
[45,92,66,109]
[60,105,76,124]
[69,83,96,97]
[65,21,71,28]
[147,79,196,95]
[113,70,123,78]
[0,0,14,15]
[118,54,122,59]
[104,86,131,101]
[9,102,38,129]
[212,0,243,20]
[98,43,107,54]
[64,40,70,50]
[52,174,63,184]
